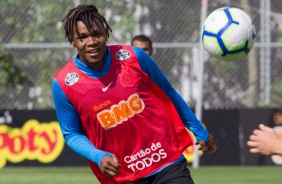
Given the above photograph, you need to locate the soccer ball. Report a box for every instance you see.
[201,7,256,61]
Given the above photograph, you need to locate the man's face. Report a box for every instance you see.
[273,112,282,125]
[132,40,153,56]
[72,20,107,70]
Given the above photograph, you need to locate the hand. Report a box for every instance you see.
[196,133,217,154]
[100,154,122,177]
[247,124,282,156]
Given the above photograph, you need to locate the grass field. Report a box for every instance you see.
[1,166,282,184]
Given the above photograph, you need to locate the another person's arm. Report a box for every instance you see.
[247,124,282,156]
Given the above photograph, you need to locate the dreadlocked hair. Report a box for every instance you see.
[62,5,112,43]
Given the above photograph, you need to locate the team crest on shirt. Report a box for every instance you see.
[65,72,79,86]
[115,49,131,61]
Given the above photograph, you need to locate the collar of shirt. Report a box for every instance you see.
[73,47,111,78]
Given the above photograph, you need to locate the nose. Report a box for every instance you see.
[87,36,98,45]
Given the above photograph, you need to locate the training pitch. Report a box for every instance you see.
[1,166,281,184]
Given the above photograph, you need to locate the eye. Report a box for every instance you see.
[93,32,102,37]
[77,34,87,41]
[78,36,85,41]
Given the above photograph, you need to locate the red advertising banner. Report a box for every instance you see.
[0,110,65,168]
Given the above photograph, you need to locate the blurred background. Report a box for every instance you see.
[1,0,282,168]
[2,0,282,110]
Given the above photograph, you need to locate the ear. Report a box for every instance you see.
[71,42,76,47]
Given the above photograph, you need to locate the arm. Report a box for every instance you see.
[134,48,216,152]
[247,124,282,156]
[52,79,121,175]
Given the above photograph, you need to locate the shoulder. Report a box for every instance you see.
[54,59,75,78]
[107,45,146,58]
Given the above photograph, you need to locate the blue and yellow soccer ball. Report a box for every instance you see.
[202,7,256,61]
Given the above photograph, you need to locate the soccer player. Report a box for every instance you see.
[131,34,153,56]
[52,4,217,184]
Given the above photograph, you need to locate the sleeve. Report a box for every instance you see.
[133,47,208,142]
[52,79,112,166]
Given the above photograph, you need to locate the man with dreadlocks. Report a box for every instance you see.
[52,4,217,184]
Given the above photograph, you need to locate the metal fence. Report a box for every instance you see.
[1,0,282,110]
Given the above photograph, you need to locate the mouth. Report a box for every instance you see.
[86,48,100,57]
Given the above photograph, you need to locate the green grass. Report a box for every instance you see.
[0,166,282,184]
[191,166,282,184]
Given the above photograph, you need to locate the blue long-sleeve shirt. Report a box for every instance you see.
[52,46,208,169]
